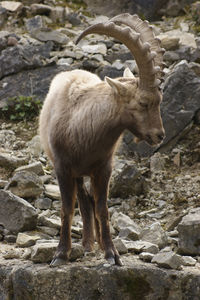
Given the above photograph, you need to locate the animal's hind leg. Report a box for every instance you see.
[77,178,95,252]
[50,162,76,267]
[89,184,101,248]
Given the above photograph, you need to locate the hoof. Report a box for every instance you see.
[50,257,67,267]
[106,257,115,265]
[106,255,123,266]
[115,256,123,266]
[105,249,123,266]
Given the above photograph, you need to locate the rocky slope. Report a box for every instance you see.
[0,1,200,299]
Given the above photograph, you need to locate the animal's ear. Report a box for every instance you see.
[123,67,135,78]
[105,77,125,94]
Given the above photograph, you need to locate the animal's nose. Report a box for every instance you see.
[157,131,165,142]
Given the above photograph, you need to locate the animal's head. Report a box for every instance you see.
[76,13,165,146]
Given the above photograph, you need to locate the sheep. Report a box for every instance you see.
[39,13,165,267]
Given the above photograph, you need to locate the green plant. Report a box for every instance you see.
[1,95,42,121]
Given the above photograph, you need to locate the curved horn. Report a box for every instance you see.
[75,18,162,91]
[110,13,165,79]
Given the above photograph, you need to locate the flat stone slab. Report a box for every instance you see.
[0,254,200,300]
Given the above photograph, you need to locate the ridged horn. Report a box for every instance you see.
[110,13,165,80]
[76,15,162,91]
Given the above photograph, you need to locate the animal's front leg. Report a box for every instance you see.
[91,162,122,266]
[50,165,76,267]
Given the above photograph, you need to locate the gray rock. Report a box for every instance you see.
[65,12,81,26]
[44,184,60,200]
[1,256,200,300]
[31,241,83,263]
[70,243,84,261]
[30,3,52,16]
[112,60,124,70]
[124,240,159,254]
[35,198,52,210]
[50,6,66,24]
[110,164,148,198]
[82,59,99,71]
[177,209,200,255]
[27,135,43,157]
[3,248,22,259]
[150,153,166,173]
[83,0,166,20]
[160,30,196,49]
[4,234,17,243]
[0,153,28,170]
[37,226,59,237]
[0,7,7,28]
[0,64,70,106]
[164,50,181,63]
[15,162,44,176]
[0,43,53,80]
[0,179,7,188]
[38,215,61,230]
[1,1,23,12]
[124,60,137,73]
[52,200,61,211]
[159,61,200,152]
[30,28,69,45]
[98,65,123,79]
[57,57,73,66]
[140,222,168,249]
[118,227,140,241]
[151,251,183,270]
[0,190,37,233]
[0,129,16,147]
[104,50,132,64]
[139,252,155,262]
[25,15,44,33]
[188,62,200,77]
[31,241,58,263]
[5,171,43,199]
[113,238,128,254]
[165,0,182,16]
[16,232,41,247]
[181,256,197,267]
[111,212,141,236]
[158,34,180,50]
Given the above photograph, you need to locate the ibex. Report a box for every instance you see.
[39,14,165,267]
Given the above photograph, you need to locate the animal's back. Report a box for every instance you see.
[39,69,101,162]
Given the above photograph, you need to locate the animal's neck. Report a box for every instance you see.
[67,85,124,155]
[85,85,124,141]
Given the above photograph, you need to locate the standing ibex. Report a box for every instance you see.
[39,14,165,267]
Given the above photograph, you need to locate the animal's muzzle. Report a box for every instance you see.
[145,131,165,146]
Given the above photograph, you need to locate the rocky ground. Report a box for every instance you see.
[0,0,200,299]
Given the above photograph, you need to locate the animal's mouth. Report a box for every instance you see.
[144,134,157,146]
[134,134,164,146]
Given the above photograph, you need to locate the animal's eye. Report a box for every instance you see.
[139,101,148,108]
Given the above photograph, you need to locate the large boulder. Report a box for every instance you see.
[160,61,200,151]
[140,222,168,249]
[0,64,71,107]
[1,258,200,300]
[83,0,197,19]
[177,209,200,255]
[0,42,53,80]
[5,171,43,199]
[110,163,148,198]
[83,0,166,20]
[0,190,37,233]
